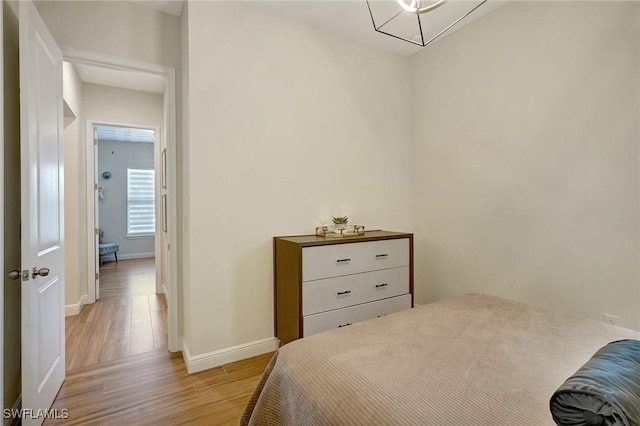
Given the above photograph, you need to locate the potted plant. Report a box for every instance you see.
[332,216,349,231]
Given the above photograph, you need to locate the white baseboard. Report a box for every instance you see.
[4,394,21,426]
[102,252,155,262]
[120,252,155,260]
[182,337,280,374]
[65,294,88,317]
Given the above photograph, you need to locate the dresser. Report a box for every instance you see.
[274,231,413,345]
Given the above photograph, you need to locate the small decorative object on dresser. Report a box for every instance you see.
[274,230,413,345]
[315,224,365,238]
[332,215,349,230]
[315,215,365,238]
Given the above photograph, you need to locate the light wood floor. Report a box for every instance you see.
[46,258,274,425]
[65,258,167,370]
[45,350,274,425]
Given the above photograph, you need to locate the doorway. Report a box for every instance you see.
[61,50,179,354]
[94,124,159,294]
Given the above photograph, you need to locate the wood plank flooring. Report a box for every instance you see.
[65,258,167,370]
[44,258,273,425]
[44,350,274,425]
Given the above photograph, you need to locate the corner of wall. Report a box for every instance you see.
[64,295,88,317]
[180,0,191,346]
[181,337,279,374]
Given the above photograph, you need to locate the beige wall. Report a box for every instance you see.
[411,1,640,329]
[184,1,413,356]
[62,62,83,309]
[34,1,180,68]
[3,0,20,410]
[83,83,163,127]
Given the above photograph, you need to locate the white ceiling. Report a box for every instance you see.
[65,3,509,129]
[129,0,504,56]
[238,1,505,56]
[74,63,166,94]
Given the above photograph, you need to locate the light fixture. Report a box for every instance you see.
[366,0,488,47]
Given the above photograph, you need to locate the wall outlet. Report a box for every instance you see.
[603,314,620,326]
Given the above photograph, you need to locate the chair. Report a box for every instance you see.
[98,229,119,266]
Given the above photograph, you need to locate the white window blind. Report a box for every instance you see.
[127,168,155,236]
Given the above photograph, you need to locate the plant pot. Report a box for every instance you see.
[333,223,348,232]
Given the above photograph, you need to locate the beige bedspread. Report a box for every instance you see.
[241,294,640,425]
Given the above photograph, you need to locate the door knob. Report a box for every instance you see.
[8,270,22,280]
[32,267,50,278]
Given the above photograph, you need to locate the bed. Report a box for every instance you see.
[240,294,640,425]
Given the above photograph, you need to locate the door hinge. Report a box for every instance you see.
[95,228,99,235]
[95,272,100,280]
[95,183,98,190]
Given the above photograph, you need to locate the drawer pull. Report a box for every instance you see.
[337,290,352,295]
[377,314,387,318]
[375,283,388,288]
[336,258,351,263]
[338,322,352,328]
[376,254,389,258]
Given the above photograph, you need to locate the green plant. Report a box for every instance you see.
[332,216,349,224]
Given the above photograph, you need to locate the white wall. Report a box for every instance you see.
[98,139,155,259]
[183,1,413,357]
[62,62,83,308]
[411,1,640,330]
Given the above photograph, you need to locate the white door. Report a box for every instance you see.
[19,2,65,424]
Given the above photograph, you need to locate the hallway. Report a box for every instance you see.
[65,258,166,370]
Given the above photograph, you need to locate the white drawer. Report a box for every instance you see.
[302,267,409,315]
[303,294,412,337]
[302,238,410,281]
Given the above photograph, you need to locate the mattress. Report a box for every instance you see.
[241,294,640,425]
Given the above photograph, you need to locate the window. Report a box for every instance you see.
[127,168,155,237]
